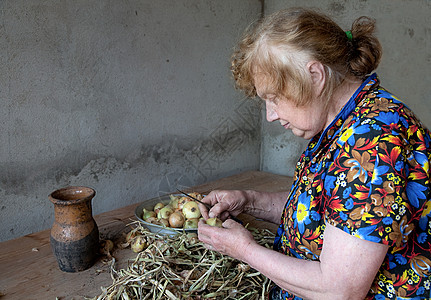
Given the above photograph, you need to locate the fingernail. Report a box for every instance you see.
[209,212,215,218]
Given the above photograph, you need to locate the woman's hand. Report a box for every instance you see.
[199,190,249,221]
[198,218,256,260]
[199,189,289,223]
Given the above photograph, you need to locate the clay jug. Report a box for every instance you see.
[49,186,99,272]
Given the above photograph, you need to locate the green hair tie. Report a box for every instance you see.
[345,30,353,41]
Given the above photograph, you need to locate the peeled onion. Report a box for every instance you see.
[206,217,223,227]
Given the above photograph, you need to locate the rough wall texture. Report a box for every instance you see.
[3,0,429,242]
[0,1,262,242]
[261,0,431,176]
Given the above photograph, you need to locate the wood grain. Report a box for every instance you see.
[0,171,291,300]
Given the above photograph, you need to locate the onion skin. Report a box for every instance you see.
[145,217,159,225]
[153,202,165,214]
[186,233,199,244]
[157,206,174,219]
[143,209,156,220]
[184,218,199,229]
[144,193,207,229]
[169,212,185,228]
[126,229,141,243]
[100,239,114,255]
[131,236,147,253]
[159,218,170,227]
[170,199,179,209]
[177,197,191,210]
[182,201,201,219]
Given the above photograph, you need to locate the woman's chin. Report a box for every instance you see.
[291,129,313,140]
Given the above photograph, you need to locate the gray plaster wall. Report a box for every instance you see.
[2,0,429,243]
[0,1,263,242]
[261,0,431,176]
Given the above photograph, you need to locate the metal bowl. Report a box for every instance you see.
[134,194,198,235]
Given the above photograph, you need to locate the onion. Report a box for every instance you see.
[159,218,170,227]
[169,211,185,228]
[206,217,223,227]
[186,233,199,244]
[183,218,199,229]
[157,206,174,219]
[182,201,201,219]
[145,217,159,224]
[142,209,156,220]
[100,239,114,256]
[153,202,165,214]
[131,236,147,253]
[177,197,191,210]
[126,229,141,243]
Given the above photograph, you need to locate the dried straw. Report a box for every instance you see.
[92,223,275,300]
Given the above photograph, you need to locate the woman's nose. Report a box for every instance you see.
[266,102,278,122]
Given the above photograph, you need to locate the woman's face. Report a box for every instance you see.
[254,73,329,140]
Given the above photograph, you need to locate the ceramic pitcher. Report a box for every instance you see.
[49,186,99,272]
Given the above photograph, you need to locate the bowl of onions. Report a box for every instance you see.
[134,192,205,235]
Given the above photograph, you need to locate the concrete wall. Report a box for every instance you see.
[0,1,263,242]
[3,0,429,242]
[261,0,431,176]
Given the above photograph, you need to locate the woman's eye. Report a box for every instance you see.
[260,93,278,104]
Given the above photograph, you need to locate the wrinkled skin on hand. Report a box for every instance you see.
[197,218,256,260]
[198,190,249,221]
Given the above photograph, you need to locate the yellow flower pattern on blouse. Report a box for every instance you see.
[273,74,431,299]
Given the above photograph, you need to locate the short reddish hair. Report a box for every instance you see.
[231,8,382,106]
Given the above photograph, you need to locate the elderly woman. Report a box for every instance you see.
[197,8,431,300]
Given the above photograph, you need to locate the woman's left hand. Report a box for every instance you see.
[197,218,256,260]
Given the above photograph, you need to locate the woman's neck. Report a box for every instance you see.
[324,79,363,129]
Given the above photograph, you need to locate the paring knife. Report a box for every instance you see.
[176,189,243,224]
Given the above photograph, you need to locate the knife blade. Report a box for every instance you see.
[176,189,211,210]
[176,189,243,224]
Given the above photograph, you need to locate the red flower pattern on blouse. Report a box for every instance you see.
[273,74,431,299]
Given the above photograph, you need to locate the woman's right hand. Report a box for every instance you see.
[199,190,250,221]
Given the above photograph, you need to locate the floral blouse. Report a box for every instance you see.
[273,74,431,299]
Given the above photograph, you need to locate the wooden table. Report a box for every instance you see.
[0,171,292,300]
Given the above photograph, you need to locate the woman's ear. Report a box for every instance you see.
[307,61,325,96]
